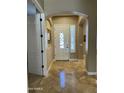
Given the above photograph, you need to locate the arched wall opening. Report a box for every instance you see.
[44,11,89,74]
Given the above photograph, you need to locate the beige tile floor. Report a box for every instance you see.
[28,60,97,93]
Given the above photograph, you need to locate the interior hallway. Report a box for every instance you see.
[28,60,96,93]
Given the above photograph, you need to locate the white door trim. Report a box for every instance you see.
[88,72,97,75]
[32,0,44,13]
[31,0,48,76]
[40,14,48,76]
[47,59,55,76]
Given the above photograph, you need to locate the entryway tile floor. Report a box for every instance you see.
[28,60,97,93]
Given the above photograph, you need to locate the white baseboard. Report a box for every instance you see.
[69,59,78,61]
[88,72,97,75]
[47,59,55,75]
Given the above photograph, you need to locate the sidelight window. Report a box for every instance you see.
[70,25,76,53]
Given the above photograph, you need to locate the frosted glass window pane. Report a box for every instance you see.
[70,25,76,53]
[60,32,64,48]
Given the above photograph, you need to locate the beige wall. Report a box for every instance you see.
[46,20,54,68]
[52,16,78,59]
[44,0,97,72]
[78,23,84,59]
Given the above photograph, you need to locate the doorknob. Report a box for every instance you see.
[66,44,69,48]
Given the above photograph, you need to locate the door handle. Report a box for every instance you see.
[66,44,69,48]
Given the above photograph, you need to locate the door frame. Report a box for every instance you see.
[32,0,44,13]
[40,14,48,76]
[28,0,48,76]
[54,24,70,60]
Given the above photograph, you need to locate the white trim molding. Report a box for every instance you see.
[46,11,88,19]
[46,59,55,76]
[32,0,44,13]
[88,72,97,75]
[69,59,78,61]
[40,13,48,76]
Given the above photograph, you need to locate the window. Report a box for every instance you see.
[60,32,64,48]
[70,25,76,53]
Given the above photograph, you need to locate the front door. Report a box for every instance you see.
[54,24,70,60]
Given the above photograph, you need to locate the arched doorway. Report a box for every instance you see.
[44,11,89,76]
